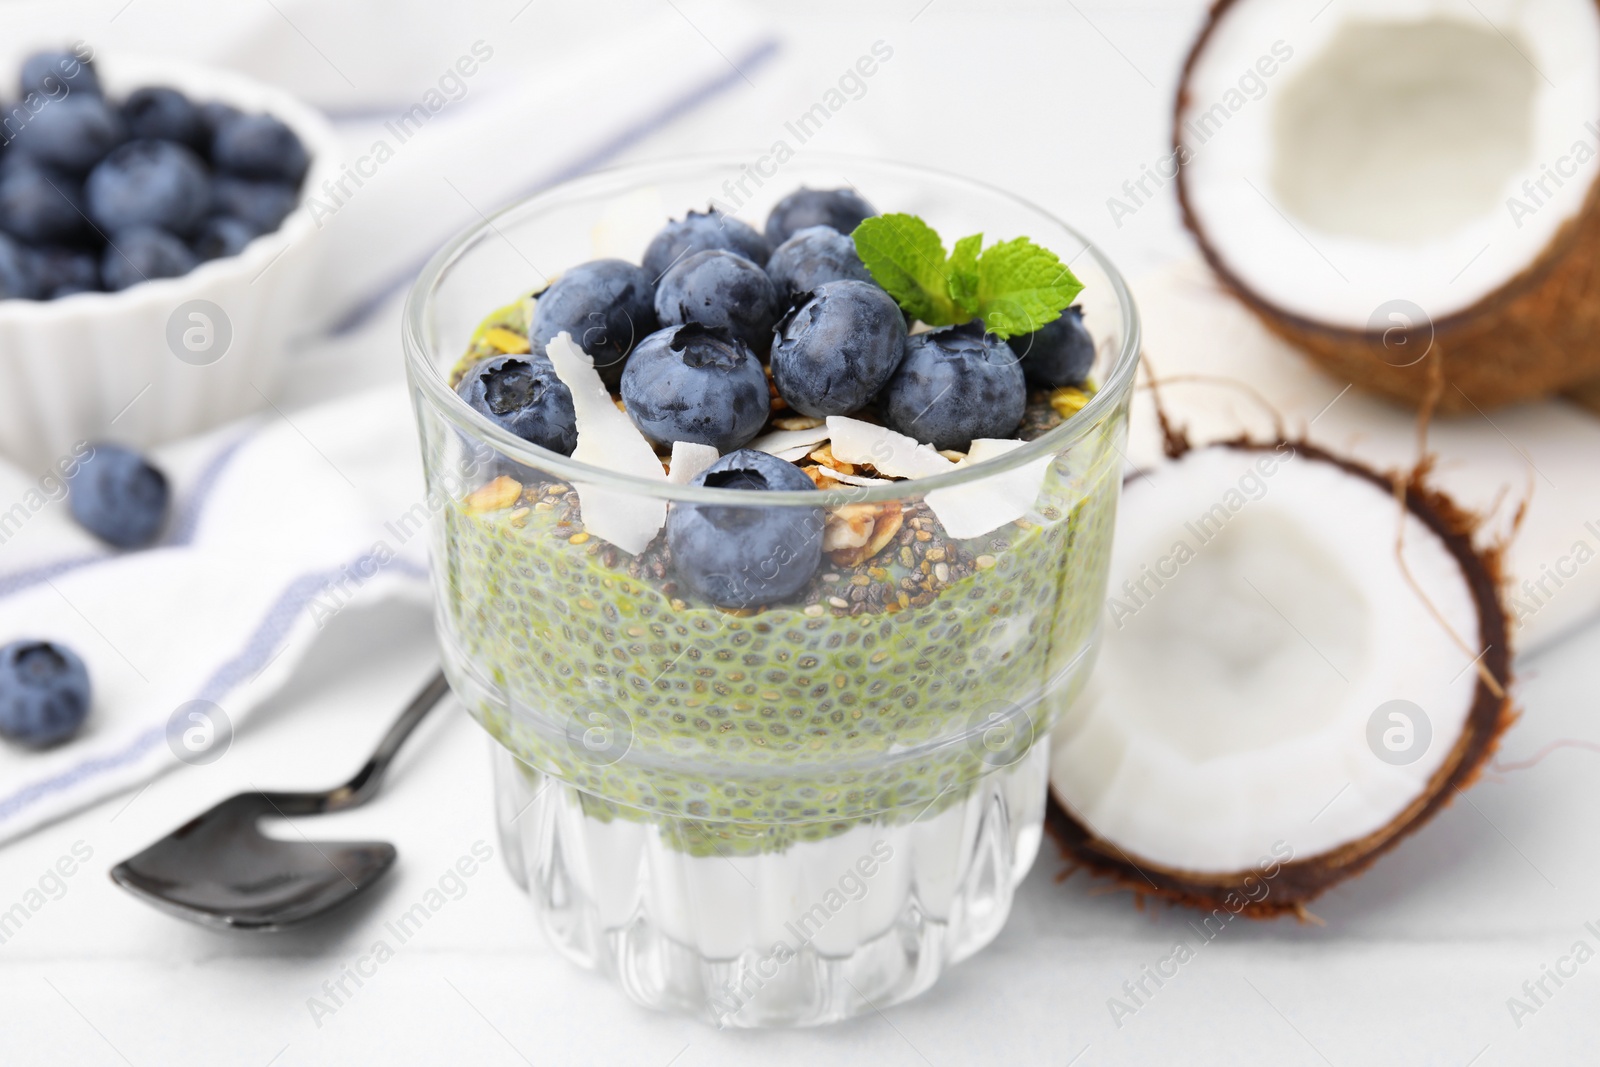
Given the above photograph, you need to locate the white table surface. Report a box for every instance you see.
[4,2,1600,1064]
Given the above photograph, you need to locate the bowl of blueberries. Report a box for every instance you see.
[0,46,338,472]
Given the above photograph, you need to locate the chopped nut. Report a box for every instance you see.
[1049,386,1091,419]
[803,604,825,617]
[826,503,904,567]
[464,475,522,513]
[937,449,966,463]
[773,414,825,432]
[483,327,531,354]
[975,554,997,570]
[823,503,878,552]
[802,465,842,489]
[828,596,850,609]
[915,530,932,542]
[925,546,945,562]
[807,443,854,474]
[934,562,950,583]
[568,532,590,545]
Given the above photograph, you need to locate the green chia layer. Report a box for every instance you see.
[434,294,1124,856]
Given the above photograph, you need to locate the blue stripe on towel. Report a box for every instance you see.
[323,35,781,337]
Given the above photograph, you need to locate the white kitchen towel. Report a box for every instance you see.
[0,384,432,846]
[1127,258,1600,654]
[0,2,781,845]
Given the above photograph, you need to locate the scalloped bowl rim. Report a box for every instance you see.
[0,53,340,324]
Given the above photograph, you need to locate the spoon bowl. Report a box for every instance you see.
[110,671,449,931]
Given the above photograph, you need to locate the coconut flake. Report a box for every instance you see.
[816,467,892,487]
[825,417,954,478]
[545,332,666,554]
[749,425,833,457]
[667,441,720,485]
[925,439,1053,540]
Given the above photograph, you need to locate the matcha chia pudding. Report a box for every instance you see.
[404,159,1140,1026]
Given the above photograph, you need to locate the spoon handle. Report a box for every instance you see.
[263,669,451,815]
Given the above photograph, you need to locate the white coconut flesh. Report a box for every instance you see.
[1050,445,1484,874]
[1180,0,1600,326]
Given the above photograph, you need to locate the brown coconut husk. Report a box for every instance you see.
[1173,0,1600,414]
[1565,376,1600,416]
[1045,439,1516,919]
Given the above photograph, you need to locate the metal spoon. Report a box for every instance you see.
[110,670,451,931]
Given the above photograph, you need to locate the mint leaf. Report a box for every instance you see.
[948,232,982,319]
[851,214,961,325]
[853,214,1084,338]
[973,237,1083,339]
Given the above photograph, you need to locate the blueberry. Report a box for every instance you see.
[666,449,822,608]
[765,225,873,304]
[527,258,656,388]
[0,165,85,244]
[209,176,296,233]
[880,325,1026,450]
[763,187,875,246]
[19,51,101,99]
[0,233,40,299]
[771,280,905,417]
[121,86,205,149]
[191,216,257,260]
[211,112,309,185]
[86,139,211,236]
[33,246,99,297]
[198,101,241,141]
[620,323,769,451]
[67,443,170,547]
[455,352,578,456]
[101,227,197,290]
[642,209,770,279]
[0,641,91,748]
[654,249,781,356]
[1006,306,1095,387]
[9,96,125,173]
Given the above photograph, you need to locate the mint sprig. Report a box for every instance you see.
[851,213,1083,339]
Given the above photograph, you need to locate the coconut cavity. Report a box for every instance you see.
[1177,0,1600,332]
[1271,18,1536,244]
[1050,444,1500,882]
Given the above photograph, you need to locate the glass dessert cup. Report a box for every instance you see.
[403,156,1141,1027]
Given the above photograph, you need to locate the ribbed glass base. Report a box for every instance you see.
[492,744,1047,1027]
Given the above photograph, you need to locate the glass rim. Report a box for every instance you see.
[402,152,1143,506]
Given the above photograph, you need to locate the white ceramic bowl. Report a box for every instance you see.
[0,56,340,472]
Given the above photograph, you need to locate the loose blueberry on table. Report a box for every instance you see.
[0,640,92,748]
[0,48,311,301]
[67,442,171,548]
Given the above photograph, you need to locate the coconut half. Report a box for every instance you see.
[1175,0,1600,410]
[1047,439,1513,917]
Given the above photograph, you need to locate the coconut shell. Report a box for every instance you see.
[1045,441,1515,919]
[1174,0,1600,414]
[1565,376,1600,416]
